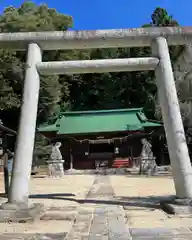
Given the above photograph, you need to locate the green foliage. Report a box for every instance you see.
[0,4,181,122]
[0,50,22,110]
[0,1,75,162]
[0,3,183,163]
[0,1,73,122]
[33,133,52,165]
[69,7,181,120]
[151,7,179,26]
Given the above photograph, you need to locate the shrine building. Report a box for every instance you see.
[38,108,162,169]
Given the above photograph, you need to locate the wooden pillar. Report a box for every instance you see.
[3,152,9,195]
[2,134,9,195]
[70,149,73,169]
[0,135,3,173]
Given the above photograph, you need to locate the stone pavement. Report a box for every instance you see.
[1,174,192,239]
[64,175,192,240]
[65,175,131,239]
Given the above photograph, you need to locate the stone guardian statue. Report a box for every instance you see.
[47,142,64,177]
[140,138,156,175]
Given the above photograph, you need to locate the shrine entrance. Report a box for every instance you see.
[1,27,192,204]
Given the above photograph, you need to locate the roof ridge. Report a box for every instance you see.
[59,108,143,115]
[38,108,162,135]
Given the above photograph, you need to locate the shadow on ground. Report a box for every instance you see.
[0,233,67,240]
[0,192,76,200]
[30,193,75,199]
[28,193,174,209]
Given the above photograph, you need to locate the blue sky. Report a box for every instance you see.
[0,0,192,30]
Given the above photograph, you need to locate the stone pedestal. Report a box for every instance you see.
[161,197,192,215]
[0,202,44,222]
[139,157,156,175]
[47,160,64,177]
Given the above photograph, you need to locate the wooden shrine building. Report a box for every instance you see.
[38,108,162,169]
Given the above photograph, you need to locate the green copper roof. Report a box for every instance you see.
[38,108,162,135]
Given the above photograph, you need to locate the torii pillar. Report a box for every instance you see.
[152,37,192,205]
[0,43,44,217]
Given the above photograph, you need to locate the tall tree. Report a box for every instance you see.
[151,7,179,26]
[0,1,74,127]
[0,4,182,127]
[0,1,91,163]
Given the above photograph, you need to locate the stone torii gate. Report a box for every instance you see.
[1,27,192,215]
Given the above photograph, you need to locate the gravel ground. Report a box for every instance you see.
[0,174,94,234]
[110,175,192,228]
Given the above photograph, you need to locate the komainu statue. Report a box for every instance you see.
[140,138,156,175]
[47,142,64,177]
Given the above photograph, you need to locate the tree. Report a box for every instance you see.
[68,7,181,120]
[151,7,179,26]
[0,2,79,164]
[0,1,74,127]
[68,45,156,118]
[0,3,183,131]
[33,133,52,166]
[176,74,192,128]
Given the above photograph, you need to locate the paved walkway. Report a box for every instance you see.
[1,174,192,239]
[66,175,131,239]
[65,175,192,240]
